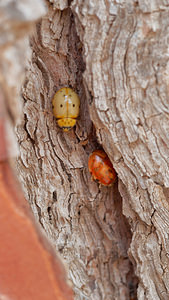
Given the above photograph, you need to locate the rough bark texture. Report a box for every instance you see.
[16,0,169,300]
[0,1,73,299]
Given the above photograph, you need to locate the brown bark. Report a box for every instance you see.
[0,1,73,299]
[15,0,169,300]
[16,2,137,299]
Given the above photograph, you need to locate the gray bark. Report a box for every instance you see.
[15,0,169,300]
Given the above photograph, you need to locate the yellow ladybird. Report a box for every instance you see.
[52,87,80,131]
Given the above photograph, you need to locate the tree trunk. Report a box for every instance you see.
[0,1,73,299]
[16,1,169,299]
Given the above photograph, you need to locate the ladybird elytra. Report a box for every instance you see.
[88,150,116,186]
[52,87,80,131]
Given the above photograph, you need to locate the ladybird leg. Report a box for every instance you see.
[91,175,100,184]
[91,175,97,182]
[91,175,94,181]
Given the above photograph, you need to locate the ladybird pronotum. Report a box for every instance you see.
[52,87,80,131]
[88,150,116,186]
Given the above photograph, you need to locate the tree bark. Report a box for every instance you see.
[16,1,169,300]
[0,1,74,299]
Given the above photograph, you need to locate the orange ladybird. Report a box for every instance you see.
[88,150,116,186]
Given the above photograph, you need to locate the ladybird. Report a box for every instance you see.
[52,87,80,131]
[88,150,116,186]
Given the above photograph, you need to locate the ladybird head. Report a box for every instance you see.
[57,118,76,131]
